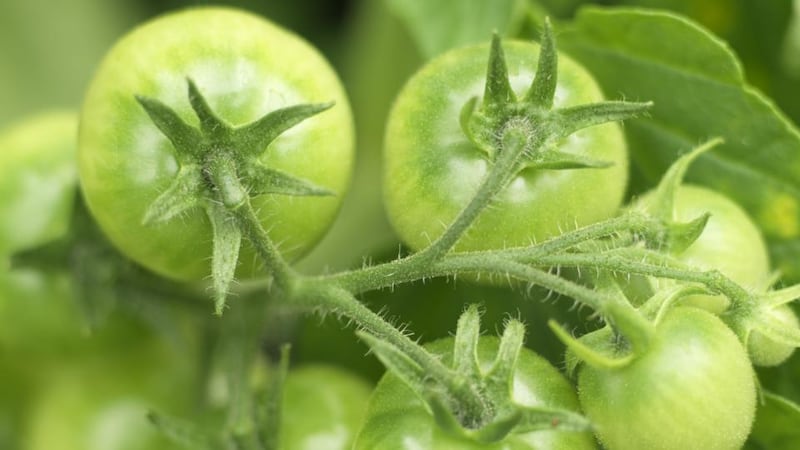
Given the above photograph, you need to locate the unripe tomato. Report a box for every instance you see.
[383,40,627,252]
[79,7,354,281]
[578,307,756,450]
[279,365,372,450]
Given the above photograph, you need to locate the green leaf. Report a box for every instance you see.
[746,391,800,449]
[558,7,800,282]
[385,0,520,58]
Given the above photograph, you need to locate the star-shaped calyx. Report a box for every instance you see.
[136,79,335,314]
[359,305,592,443]
[460,19,652,182]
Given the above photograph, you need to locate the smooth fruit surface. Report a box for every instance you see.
[79,7,354,281]
[578,307,756,450]
[384,40,627,252]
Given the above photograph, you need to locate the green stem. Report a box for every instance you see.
[416,128,528,262]
[293,281,488,420]
[530,250,753,311]
[320,213,649,294]
[234,201,296,293]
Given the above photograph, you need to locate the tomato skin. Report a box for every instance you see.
[383,40,627,252]
[78,7,354,281]
[353,337,596,449]
[279,365,372,450]
[578,307,756,450]
[635,184,771,313]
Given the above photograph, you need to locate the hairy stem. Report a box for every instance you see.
[416,129,528,262]
[293,281,489,420]
[319,213,651,294]
[528,250,753,311]
[234,201,296,293]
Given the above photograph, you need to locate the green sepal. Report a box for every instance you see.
[763,283,800,308]
[516,406,593,433]
[648,137,723,221]
[246,164,334,197]
[523,148,613,170]
[234,102,334,157]
[459,24,651,184]
[639,283,713,323]
[550,320,633,371]
[357,330,429,393]
[465,411,522,443]
[459,96,482,151]
[554,100,653,139]
[591,272,654,354]
[523,17,557,108]
[187,78,231,139]
[484,319,524,395]
[135,95,202,161]
[141,165,205,225]
[483,33,516,111]
[453,304,482,377]
[207,204,242,316]
[632,137,722,254]
[637,137,722,252]
[661,212,710,253]
[147,412,217,450]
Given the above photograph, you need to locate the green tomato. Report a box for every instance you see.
[578,307,756,450]
[635,184,771,313]
[22,337,196,450]
[0,111,76,255]
[353,337,596,449]
[383,39,627,252]
[78,7,354,281]
[279,365,372,450]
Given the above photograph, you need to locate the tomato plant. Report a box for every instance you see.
[6,1,800,449]
[78,7,354,282]
[383,38,628,252]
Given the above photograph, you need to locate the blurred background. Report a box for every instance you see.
[1,0,799,449]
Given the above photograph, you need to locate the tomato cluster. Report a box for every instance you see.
[2,4,798,450]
